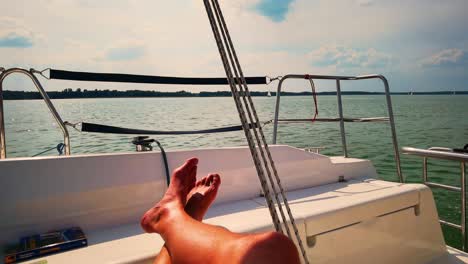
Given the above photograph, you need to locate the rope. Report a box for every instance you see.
[31,68,51,80]
[272,117,390,123]
[64,121,82,132]
[203,0,281,232]
[203,1,309,263]
[267,76,282,85]
[203,0,276,232]
[32,143,65,157]
[306,76,319,122]
[211,0,291,236]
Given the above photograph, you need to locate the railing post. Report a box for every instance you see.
[0,69,6,159]
[336,80,348,157]
[28,69,71,156]
[379,76,403,182]
[403,147,468,251]
[272,77,285,144]
[462,161,467,251]
[423,157,428,183]
[0,68,71,159]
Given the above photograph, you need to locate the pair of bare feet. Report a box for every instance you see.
[140,158,300,264]
[141,157,219,232]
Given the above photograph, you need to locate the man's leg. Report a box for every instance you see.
[141,158,300,264]
[154,173,221,264]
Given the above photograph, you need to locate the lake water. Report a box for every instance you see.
[3,95,468,248]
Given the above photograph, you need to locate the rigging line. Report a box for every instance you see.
[31,68,51,80]
[210,0,282,217]
[31,146,56,157]
[209,0,280,229]
[64,121,82,133]
[211,0,293,239]
[32,143,65,157]
[203,0,283,232]
[266,76,282,85]
[209,0,286,235]
[211,0,295,239]
[207,0,308,263]
[270,117,390,123]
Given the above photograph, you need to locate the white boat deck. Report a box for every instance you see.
[14,179,466,264]
[432,247,468,264]
[1,145,467,263]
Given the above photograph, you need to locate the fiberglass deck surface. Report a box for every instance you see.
[16,178,450,264]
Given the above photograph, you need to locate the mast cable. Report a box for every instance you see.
[203,0,281,233]
[203,1,309,263]
[210,0,288,234]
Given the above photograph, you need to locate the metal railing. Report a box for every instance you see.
[402,146,468,250]
[272,74,403,183]
[0,68,71,159]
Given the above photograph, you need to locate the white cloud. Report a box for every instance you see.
[307,45,395,69]
[94,41,147,62]
[420,49,466,67]
[0,17,38,48]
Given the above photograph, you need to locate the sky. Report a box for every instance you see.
[1,0,467,93]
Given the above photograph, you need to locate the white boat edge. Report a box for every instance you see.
[2,144,468,263]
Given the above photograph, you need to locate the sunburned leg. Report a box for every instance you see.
[141,158,300,264]
[237,232,300,264]
[153,173,221,264]
[148,203,300,264]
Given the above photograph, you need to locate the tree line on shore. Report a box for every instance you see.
[2,88,466,100]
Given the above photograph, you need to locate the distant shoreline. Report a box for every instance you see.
[2,90,467,100]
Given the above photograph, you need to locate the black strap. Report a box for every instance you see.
[81,122,258,135]
[49,69,267,85]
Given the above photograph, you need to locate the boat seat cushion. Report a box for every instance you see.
[17,179,424,264]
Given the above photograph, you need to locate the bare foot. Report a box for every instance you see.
[151,174,221,264]
[185,174,221,221]
[141,158,198,233]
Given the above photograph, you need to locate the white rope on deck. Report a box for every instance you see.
[202,1,310,263]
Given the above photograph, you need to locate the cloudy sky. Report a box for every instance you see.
[1,0,467,92]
